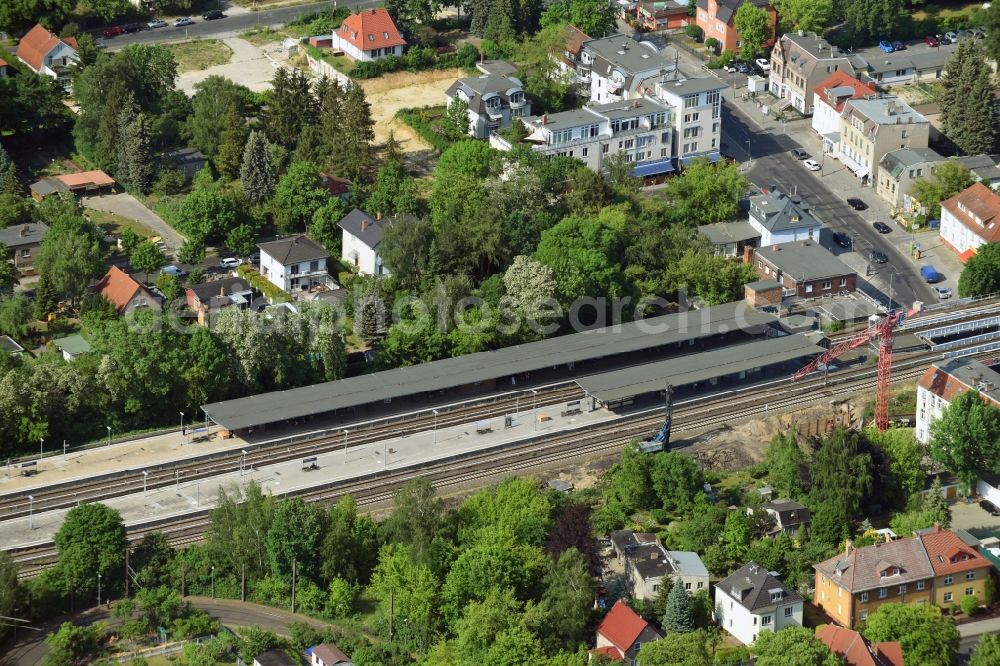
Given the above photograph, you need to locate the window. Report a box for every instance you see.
[898,585,907,595]
[683,94,698,108]
[967,571,976,580]
[859,610,868,621]
[582,148,588,157]
[944,592,953,602]
[822,281,832,290]
[944,576,954,585]
[805,284,814,294]
[685,582,691,590]
[860,592,869,602]
[878,588,887,599]
[771,592,781,601]
[697,582,704,589]
[653,584,660,592]
[383,31,389,39]
[602,143,609,154]
[661,148,669,157]
[309,260,319,273]
[20,249,30,258]
[784,606,793,617]
[761,615,772,626]
[966,587,975,596]
[368,34,374,41]
[839,278,848,287]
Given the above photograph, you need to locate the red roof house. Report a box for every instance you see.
[16,24,78,81]
[589,599,662,661]
[330,8,406,63]
[816,625,904,666]
[939,182,1000,259]
[94,266,162,315]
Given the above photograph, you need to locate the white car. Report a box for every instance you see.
[219,257,242,269]
[173,17,194,27]
[935,286,953,299]
[722,63,737,73]
[755,58,771,71]
[161,265,187,277]
[803,159,821,171]
[147,19,167,29]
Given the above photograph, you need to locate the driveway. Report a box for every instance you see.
[177,37,286,94]
[82,193,185,256]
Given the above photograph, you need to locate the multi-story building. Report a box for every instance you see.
[917,525,993,610]
[838,97,929,185]
[258,235,334,295]
[581,35,672,104]
[609,531,709,600]
[915,357,1000,444]
[695,0,777,55]
[330,8,406,62]
[810,71,876,153]
[747,190,821,247]
[558,25,593,84]
[636,1,692,32]
[770,32,863,115]
[654,74,725,165]
[714,562,803,646]
[753,241,857,298]
[15,24,78,84]
[875,147,944,212]
[938,182,1000,259]
[445,75,530,139]
[0,222,48,274]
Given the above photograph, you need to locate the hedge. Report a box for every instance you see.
[351,43,479,79]
[236,265,292,303]
[394,106,456,154]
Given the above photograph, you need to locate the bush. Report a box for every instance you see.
[685,25,703,41]
[705,37,720,52]
[395,106,456,154]
[961,594,980,616]
[237,265,291,303]
[351,43,480,79]
[152,169,187,196]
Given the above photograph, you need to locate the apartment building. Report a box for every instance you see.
[581,35,671,104]
[695,0,776,55]
[654,74,725,165]
[838,97,929,185]
[915,357,1000,444]
[770,32,862,115]
[875,147,944,212]
[445,75,531,139]
[918,526,993,609]
[810,71,876,153]
[938,182,1000,259]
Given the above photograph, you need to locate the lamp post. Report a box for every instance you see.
[142,470,149,496]
[343,430,349,463]
[39,438,43,460]
[106,426,111,447]
[240,450,247,476]
[531,389,539,431]
[211,566,215,599]
[180,411,185,441]
[27,495,33,529]
[432,409,439,448]
[97,573,101,606]
[746,139,751,165]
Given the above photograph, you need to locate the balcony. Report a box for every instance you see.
[485,105,503,121]
[509,97,526,109]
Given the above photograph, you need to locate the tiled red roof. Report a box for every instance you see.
[812,70,876,114]
[94,266,144,313]
[816,625,903,666]
[589,645,624,660]
[16,24,73,72]
[918,526,993,577]
[941,182,1000,245]
[596,600,649,656]
[336,8,406,51]
[0,58,7,67]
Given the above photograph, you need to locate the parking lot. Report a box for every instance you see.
[950,497,1000,537]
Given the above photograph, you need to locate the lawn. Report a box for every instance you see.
[239,27,284,47]
[912,1,982,21]
[84,208,155,240]
[165,40,233,73]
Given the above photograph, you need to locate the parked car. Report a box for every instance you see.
[147,19,167,29]
[879,39,894,53]
[833,232,852,248]
[869,249,889,264]
[891,40,905,51]
[102,25,123,38]
[936,33,952,45]
[203,9,224,20]
[980,499,1000,516]
[803,159,821,171]
[173,17,194,27]
[755,58,770,71]
[790,148,809,160]
[873,221,892,234]
[723,63,737,73]
[970,27,986,39]
[122,22,143,33]
[734,61,750,74]
[924,35,939,47]
[161,265,187,277]
[219,257,242,268]
[248,251,261,264]
[957,29,970,40]
[921,265,942,283]
[935,286,953,299]
[847,197,867,210]
[944,31,959,42]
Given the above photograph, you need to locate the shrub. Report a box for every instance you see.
[395,106,456,154]
[961,594,980,616]
[237,265,291,303]
[705,37,720,52]
[685,25,703,41]
[152,169,187,196]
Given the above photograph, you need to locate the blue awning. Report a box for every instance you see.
[679,151,722,166]
[631,159,675,177]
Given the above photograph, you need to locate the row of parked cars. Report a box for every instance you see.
[880,28,988,53]
[101,11,224,38]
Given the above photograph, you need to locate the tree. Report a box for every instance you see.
[0,69,69,138]
[328,82,375,182]
[308,200,347,257]
[503,255,557,321]
[867,426,928,509]
[606,442,656,512]
[272,161,328,232]
[366,160,420,219]
[910,160,973,221]
[187,76,250,158]
[45,621,105,666]
[36,216,104,304]
[544,503,602,575]
[265,497,323,581]
[263,68,317,150]
[33,275,58,321]
[733,3,771,57]
[0,193,32,228]
[534,210,625,307]
[119,113,154,194]
[0,551,18,640]
[380,478,445,567]
[722,510,752,560]
[539,549,595,651]
[842,0,903,42]
[540,0,617,38]
[940,41,998,156]
[355,279,387,342]
[658,159,747,227]
[971,633,1000,666]
[174,190,239,243]
[762,432,806,499]
[53,503,127,598]
[923,476,952,528]
[650,451,705,514]
[226,225,257,259]
[0,243,15,293]
[959,242,1000,298]
[179,238,206,266]
[930,389,1000,491]
[770,0,832,34]
[808,428,874,544]
[130,241,167,283]
[443,98,471,141]
[0,293,32,340]
[638,630,711,665]
[378,215,433,289]
[370,544,441,648]
[862,603,959,666]
[216,104,249,181]
[241,130,276,205]
[663,578,695,634]
[751,627,839,666]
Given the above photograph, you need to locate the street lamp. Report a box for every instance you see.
[432,409,439,447]
[39,438,43,460]
[27,495,33,529]
[142,470,149,496]
[343,430,349,463]
[240,450,247,476]
[97,573,101,606]
[180,411,185,440]
[106,426,111,447]
[746,139,751,164]
[531,389,539,431]
[211,566,216,599]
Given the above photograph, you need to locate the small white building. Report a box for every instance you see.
[15,24,78,83]
[310,643,353,666]
[445,75,531,139]
[916,357,1000,444]
[747,190,822,247]
[938,182,1000,259]
[258,235,332,294]
[714,562,803,646]
[337,208,390,276]
[330,8,406,62]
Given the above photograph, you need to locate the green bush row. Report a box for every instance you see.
[350,43,479,79]
[237,265,292,303]
[394,106,455,154]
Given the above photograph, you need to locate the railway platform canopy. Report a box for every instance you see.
[578,333,825,407]
[203,302,778,432]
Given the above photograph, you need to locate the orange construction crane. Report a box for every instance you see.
[792,309,916,431]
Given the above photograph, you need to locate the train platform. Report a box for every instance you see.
[0,401,620,548]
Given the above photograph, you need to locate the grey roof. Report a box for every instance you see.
[778,31,846,61]
[745,279,782,291]
[953,528,981,548]
[631,543,677,579]
[699,220,761,245]
[879,147,943,178]
[577,334,822,403]
[718,562,801,612]
[955,154,1000,183]
[446,74,525,115]
[749,192,821,234]
[0,335,24,353]
[476,59,518,76]
[590,96,671,119]
[254,649,296,666]
[756,241,855,282]
[584,34,669,78]
[29,178,68,197]
[337,208,385,249]
[843,97,927,128]
[188,277,252,301]
[0,222,48,248]
[203,302,778,430]
[258,234,329,265]
[761,499,811,528]
[864,48,951,75]
[530,107,601,130]
[312,643,352,665]
[657,75,726,97]
[666,550,709,577]
[928,357,1000,406]
[52,334,91,356]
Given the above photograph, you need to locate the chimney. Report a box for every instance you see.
[19,224,29,237]
[376,211,382,221]
[362,218,369,231]
[932,522,941,532]
[845,539,853,556]
[371,8,376,13]
[541,113,548,125]
[651,550,658,560]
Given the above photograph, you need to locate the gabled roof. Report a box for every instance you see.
[749,191,821,234]
[0,335,24,354]
[918,525,993,576]
[755,242,855,283]
[940,182,1000,244]
[16,24,77,72]
[446,74,526,115]
[813,70,876,114]
[337,208,386,250]
[814,536,934,593]
[816,625,904,666]
[761,498,811,528]
[596,600,655,655]
[0,222,48,248]
[93,266,150,313]
[254,649,296,666]
[564,24,593,61]
[53,334,91,356]
[311,642,352,665]
[917,357,1000,408]
[697,0,770,24]
[187,277,252,302]
[336,8,406,51]
[258,234,329,265]
[717,562,801,612]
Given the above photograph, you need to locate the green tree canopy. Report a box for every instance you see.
[130,241,167,283]
[36,216,104,304]
[272,161,329,232]
[637,630,711,665]
[862,603,959,666]
[540,0,617,40]
[733,3,771,57]
[911,160,974,221]
[770,0,832,34]
[930,388,1000,490]
[663,577,695,634]
[842,0,903,41]
[534,209,625,306]
[959,242,1000,298]
[53,503,127,598]
[941,41,999,156]
[751,627,839,666]
[808,428,873,545]
[971,633,1000,666]
[241,129,276,205]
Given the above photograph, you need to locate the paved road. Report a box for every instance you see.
[82,193,185,256]
[0,596,332,666]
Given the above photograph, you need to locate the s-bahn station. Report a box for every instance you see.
[202,303,825,440]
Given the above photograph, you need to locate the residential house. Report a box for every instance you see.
[917,524,993,609]
[770,32,863,115]
[810,71,876,154]
[714,562,803,646]
[445,75,530,139]
[320,174,353,202]
[580,34,670,104]
[590,599,663,662]
[310,642,353,666]
[0,335,24,356]
[862,48,951,87]
[330,8,406,62]
[753,241,857,298]
[0,222,48,273]
[938,182,1000,260]
[253,649,297,666]
[747,190,821,247]
[695,0,776,55]
[955,154,1000,189]
[338,209,390,276]
[93,266,162,315]
[915,357,1000,444]
[29,170,116,200]
[698,221,760,258]
[750,499,812,538]
[258,235,333,294]
[476,59,518,77]
[636,1,692,32]
[558,24,592,84]
[185,277,253,326]
[53,334,91,362]
[654,73,725,165]
[814,537,935,627]
[876,147,944,212]
[163,147,208,179]
[839,96,929,185]
[609,530,709,600]
[16,24,78,83]
[815,625,904,666]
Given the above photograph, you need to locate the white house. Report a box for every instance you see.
[714,562,803,646]
[810,70,876,150]
[52,334,91,362]
[938,182,1000,260]
[330,8,406,62]
[310,643,353,666]
[445,75,531,139]
[747,190,822,247]
[257,235,333,294]
[916,357,1000,444]
[654,74,725,166]
[337,208,389,276]
[15,24,78,83]
[609,531,709,600]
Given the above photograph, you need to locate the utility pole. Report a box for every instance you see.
[125,547,130,598]
[241,564,246,602]
[388,591,394,641]
[291,558,296,614]
[211,566,215,599]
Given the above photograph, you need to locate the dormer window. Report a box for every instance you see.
[770,592,781,601]
[368,34,374,41]
[383,31,389,39]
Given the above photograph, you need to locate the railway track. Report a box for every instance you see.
[7,345,941,579]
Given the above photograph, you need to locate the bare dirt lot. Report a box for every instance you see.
[360,68,465,152]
